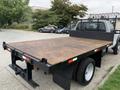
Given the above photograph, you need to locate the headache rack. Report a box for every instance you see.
[76,16,119,30]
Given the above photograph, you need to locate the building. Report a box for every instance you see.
[89,12,120,19]
[89,12,120,30]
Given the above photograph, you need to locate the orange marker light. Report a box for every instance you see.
[68,59,74,64]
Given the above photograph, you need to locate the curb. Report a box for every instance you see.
[95,64,119,90]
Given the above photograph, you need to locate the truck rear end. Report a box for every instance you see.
[3,29,119,90]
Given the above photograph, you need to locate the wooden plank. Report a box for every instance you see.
[9,37,112,65]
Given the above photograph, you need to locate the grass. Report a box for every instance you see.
[9,23,29,30]
[99,66,120,90]
[2,23,36,31]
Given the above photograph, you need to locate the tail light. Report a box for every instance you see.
[68,57,78,64]
[107,45,110,47]
[7,48,11,52]
[22,55,31,63]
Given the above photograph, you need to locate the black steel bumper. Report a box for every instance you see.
[2,42,52,88]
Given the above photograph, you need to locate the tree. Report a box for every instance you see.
[51,0,70,14]
[51,0,88,27]
[32,10,59,29]
[0,0,31,27]
[32,0,88,29]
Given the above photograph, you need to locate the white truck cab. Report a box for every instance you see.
[71,19,120,54]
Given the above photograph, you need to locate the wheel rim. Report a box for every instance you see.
[85,63,94,81]
[118,42,120,51]
[118,39,120,50]
[118,46,120,51]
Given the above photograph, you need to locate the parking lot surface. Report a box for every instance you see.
[0,29,120,90]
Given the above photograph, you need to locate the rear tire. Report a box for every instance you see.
[76,58,95,86]
[113,47,118,55]
[113,39,119,55]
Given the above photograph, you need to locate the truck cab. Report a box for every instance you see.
[71,19,120,54]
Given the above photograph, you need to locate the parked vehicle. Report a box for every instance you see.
[56,27,69,34]
[56,22,77,34]
[38,25,57,33]
[3,18,120,90]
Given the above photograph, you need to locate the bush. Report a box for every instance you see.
[9,23,29,30]
[32,10,59,30]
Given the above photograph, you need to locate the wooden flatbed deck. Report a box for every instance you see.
[9,37,112,65]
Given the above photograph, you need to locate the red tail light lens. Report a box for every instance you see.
[68,59,74,64]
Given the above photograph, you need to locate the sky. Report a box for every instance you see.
[29,0,120,14]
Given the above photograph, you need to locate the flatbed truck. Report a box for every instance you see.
[2,19,120,90]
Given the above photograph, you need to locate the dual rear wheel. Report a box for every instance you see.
[75,58,95,86]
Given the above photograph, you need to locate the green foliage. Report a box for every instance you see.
[32,0,88,29]
[8,23,29,29]
[99,66,120,90]
[0,0,31,27]
[51,0,88,27]
[51,0,70,14]
[32,10,59,29]
[67,4,88,17]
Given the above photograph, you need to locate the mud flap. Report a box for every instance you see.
[53,64,75,90]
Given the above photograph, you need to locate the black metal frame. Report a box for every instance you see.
[3,42,52,88]
[9,50,39,87]
[10,49,39,88]
[78,17,118,30]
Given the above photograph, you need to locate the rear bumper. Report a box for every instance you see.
[3,42,52,73]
